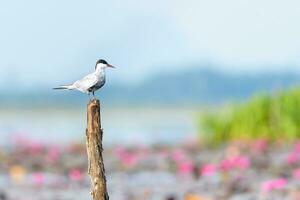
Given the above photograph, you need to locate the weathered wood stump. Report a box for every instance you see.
[86,99,109,200]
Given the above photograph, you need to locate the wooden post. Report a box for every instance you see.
[86,99,109,200]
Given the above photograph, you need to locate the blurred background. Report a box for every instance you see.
[1,1,300,200]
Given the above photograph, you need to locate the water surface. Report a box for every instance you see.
[0,105,198,146]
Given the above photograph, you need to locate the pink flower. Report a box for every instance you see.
[46,147,60,163]
[113,146,139,168]
[261,181,272,192]
[286,142,300,165]
[235,156,250,170]
[28,142,44,154]
[293,169,300,180]
[31,172,45,186]
[252,139,268,153]
[201,164,217,176]
[220,159,234,171]
[112,146,126,157]
[171,149,186,162]
[220,155,250,171]
[287,152,298,165]
[177,161,193,176]
[272,178,287,189]
[69,169,83,182]
[261,178,287,193]
[294,141,300,153]
[121,152,139,168]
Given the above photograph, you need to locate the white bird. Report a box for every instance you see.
[53,59,115,98]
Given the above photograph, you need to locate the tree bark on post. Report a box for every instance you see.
[86,99,109,200]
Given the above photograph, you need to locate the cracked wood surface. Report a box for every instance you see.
[86,99,109,200]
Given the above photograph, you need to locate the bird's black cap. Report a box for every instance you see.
[95,59,108,69]
[96,59,108,65]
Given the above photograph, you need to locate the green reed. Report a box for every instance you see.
[199,88,300,145]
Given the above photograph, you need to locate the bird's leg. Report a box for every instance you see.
[92,91,95,99]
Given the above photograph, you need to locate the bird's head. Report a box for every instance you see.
[95,59,115,70]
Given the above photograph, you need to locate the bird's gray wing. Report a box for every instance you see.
[73,73,98,93]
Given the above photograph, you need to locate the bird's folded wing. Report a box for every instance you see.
[73,74,98,91]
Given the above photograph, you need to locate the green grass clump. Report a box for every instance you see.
[200,88,300,145]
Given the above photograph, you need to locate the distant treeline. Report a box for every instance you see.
[2,68,299,106]
[200,88,300,145]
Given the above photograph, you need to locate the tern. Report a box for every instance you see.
[53,59,115,98]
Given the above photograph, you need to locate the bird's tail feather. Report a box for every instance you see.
[53,85,74,90]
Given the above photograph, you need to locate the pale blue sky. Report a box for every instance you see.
[0,0,300,89]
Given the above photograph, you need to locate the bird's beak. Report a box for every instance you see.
[107,64,115,68]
